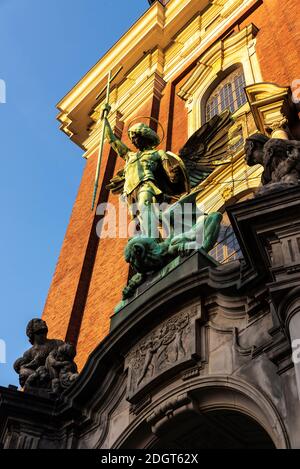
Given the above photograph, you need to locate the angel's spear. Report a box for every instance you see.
[91,66,123,210]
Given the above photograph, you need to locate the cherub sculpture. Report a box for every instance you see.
[46,343,78,394]
[13,318,64,389]
[244,134,300,196]
[265,139,300,185]
[244,133,271,185]
[14,319,78,395]
[25,366,51,390]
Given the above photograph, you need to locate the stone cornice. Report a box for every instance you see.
[245,82,291,136]
[57,0,211,149]
[56,0,259,151]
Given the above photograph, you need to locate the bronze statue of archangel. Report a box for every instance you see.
[102,108,233,304]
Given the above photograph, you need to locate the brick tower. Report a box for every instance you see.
[2,0,300,450]
[42,0,300,371]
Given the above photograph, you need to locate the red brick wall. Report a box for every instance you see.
[158,81,189,154]
[75,172,129,369]
[42,130,124,356]
[239,0,300,86]
[42,149,102,342]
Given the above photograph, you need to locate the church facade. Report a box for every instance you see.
[1,0,300,449]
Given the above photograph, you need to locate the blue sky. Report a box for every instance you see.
[0,0,147,387]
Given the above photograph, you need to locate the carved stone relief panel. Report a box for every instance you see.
[125,304,203,403]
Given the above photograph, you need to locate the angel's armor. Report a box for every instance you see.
[123,150,163,200]
[120,147,164,237]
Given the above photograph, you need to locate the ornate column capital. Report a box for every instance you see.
[245,82,292,139]
[266,117,290,139]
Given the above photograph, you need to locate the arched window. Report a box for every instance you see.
[206,67,247,122]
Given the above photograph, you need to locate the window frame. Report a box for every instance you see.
[204,65,247,123]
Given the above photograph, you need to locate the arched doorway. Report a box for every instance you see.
[151,409,275,449]
[115,377,289,449]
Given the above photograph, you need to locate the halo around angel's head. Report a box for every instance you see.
[127,116,165,147]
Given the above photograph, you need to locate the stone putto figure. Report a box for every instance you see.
[244,133,271,185]
[46,343,78,394]
[245,133,300,196]
[14,319,78,396]
[265,139,300,186]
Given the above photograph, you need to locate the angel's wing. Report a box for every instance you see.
[179,110,233,188]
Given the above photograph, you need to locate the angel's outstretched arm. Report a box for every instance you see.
[104,117,129,159]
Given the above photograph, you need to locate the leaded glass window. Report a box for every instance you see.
[206,68,247,122]
[210,225,242,264]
